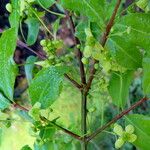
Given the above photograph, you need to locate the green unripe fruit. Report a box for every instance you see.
[86,36,95,47]
[125,124,134,134]
[113,123,123,136]
[40,39,46,46]
[81,57,89,65]
[84,46,92,58]
[94,63,99,69]
[115,138,124,149]
[128,134,137,143]
[85,28,93,37]
[6,3,12,13]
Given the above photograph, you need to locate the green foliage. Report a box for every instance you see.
[25,56,37,85]
[25,18,40,46]
[29,66,69,108]
[36,0,55,8]
[126,114,150,150]
[108,71,133,107]
[0,28,17,102]
[9,0,20,34]
[142,58,150,95]
[21,145,32,150]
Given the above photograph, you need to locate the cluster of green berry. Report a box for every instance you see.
[113,123,137,149]
[82,28,126,74]
[36,39,64,67]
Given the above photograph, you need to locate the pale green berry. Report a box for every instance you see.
[40,39,47,46]
[6,3,12,13]
[127,26,131,34]
[115,138,124,149]
[84,46,92,58]
[125,124,135,134]
[85,28,93,37]
[128,134,137,143]
[88,107,96,113]
[113,123,123,136]
[103,61,111,72]
[82,57,89,64]
[94,63,99,69]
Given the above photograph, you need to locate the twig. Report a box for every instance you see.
[85,0,122,94]
[65,11,86,85]
[86,97,148,142]
[13,103,83,141]
[64,74,83,90]
[65,11,87,150]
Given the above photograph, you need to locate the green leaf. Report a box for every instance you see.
[21,145,32,150]
[29,66,69,108]
[116,13,150,51]
[39,126,56,140]
[108,71,133,107]
[9,0,20,34]
[0,93,10,110]
[61,0,104,27]
[36,0,55,8]
[25,56,37,85]
[142,57,150,95]
[107,13,150,69]
[0,28,18,101]
[126,114,150,150]
[108,36,142,69]
[25,18,40,46]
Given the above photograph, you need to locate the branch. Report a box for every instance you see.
[13,103,83,141]
[85,0,122,94]
[65,11,86,85]
[64,74,83,90]
[86,97,148,142]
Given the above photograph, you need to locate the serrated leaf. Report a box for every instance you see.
[108,71,133,107]
[0,93,10,110]
[36,0,55,8]
[25,56,37,85]
[108,36,142,69]
[126,114,150,150]
[142,57,150,95]
[29,66,68,108]
[0,28,18,101]
[107,13,150,69]
[9,0,20,34]
[25,18,40,46]
[61,0,104,27]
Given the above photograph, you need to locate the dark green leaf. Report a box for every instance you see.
[21,145,32,150]
[0,28,18,101]
[108,71,133,107]
[29,66,69,108]
[142,57,150,95]
[61,0,105,27]
[126,114,150,150]
[36,0,55,8]
[9,0,20,34]
[25,18,40,46]
[0,93,10,110]
[25,56,37,85]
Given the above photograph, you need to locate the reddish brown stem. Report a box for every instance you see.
[87,97,148,142]
[85,0,122,94]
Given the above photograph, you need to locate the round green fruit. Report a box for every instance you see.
[6,3,12,13]
[81,57,89,65]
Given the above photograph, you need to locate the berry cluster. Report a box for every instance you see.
[113,123,137,149]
